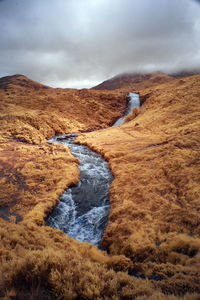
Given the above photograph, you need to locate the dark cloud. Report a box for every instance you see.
[0,0,200,88]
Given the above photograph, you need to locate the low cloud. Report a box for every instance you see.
[0,0,200,88]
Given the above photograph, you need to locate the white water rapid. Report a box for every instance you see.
[112,92,140,127]
[46,93,140,247]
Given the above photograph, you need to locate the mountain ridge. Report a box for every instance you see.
[92,70,200,91]
[0,74,51,90]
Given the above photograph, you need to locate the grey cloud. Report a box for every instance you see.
[0,0,200,88]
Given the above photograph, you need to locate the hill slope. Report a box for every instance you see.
[0,74,127,144]
[92,72,174,91]
[0,74,128,219]
[77,73,200,295]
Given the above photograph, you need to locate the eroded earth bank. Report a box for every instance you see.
[0,73,200,299]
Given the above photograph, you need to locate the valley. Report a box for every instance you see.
[0,72,200,299]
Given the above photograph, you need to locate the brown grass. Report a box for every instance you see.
[75,74,200,296]
[0,74,127,217]
[0,73,200,298]
[92,72,174,91]
[124,107,139,123]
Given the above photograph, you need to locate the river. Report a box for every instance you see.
[46,92,140,247]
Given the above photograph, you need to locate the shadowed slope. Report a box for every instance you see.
[92,72,174,91]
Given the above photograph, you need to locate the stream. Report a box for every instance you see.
[46,92,140,247]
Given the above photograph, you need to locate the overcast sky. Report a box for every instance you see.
[0,0,200,88]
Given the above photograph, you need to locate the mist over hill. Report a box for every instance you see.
[1,0,200,88]
[92,70,200,91]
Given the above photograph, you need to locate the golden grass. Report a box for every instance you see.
[0,74,200,298]
[0,219,157,299]
[0,75,127,143]
[0,75,126,217]
[75,74,200,296]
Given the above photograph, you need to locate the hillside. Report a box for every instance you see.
[0,74,127,219]
[77,74,200,296]
[0,73,200,299]
[92,72,174,91]
[0,74,127,143]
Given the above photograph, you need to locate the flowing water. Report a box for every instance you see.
[46,93,140,246]
[112,92,140,126]
[46,134,113,246]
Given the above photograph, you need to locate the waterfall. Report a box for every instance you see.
[112,93,140,127]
